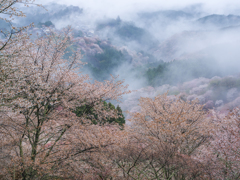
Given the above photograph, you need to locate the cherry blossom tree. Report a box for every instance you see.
[209,108,240,179]
[0,27,130,179]
[115,93,213,179]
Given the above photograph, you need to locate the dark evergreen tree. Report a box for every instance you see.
[73,101,125,128]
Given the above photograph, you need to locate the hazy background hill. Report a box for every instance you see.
[196,14,240,28]
[6,1,240,115]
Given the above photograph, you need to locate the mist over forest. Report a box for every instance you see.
[0,1,239,118]
[2,1,240,179]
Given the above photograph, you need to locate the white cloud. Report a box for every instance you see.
[37,0,240,16]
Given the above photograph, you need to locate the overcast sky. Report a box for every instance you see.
[37,0,240,17]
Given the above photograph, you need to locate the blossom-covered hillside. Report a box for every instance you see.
[121,75,240,119]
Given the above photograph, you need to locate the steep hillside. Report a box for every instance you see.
[121,75,240,119]
[196,14,240,28]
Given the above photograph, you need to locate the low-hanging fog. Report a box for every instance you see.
[8,0,240,119]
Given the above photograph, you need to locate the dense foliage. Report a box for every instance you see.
[115,23,146,41]
[145,58,223,86]
[96,17,157,48]
[74,101,125,127]
[85,44,128,80]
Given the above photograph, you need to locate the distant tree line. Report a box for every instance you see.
[36,21,55,28]
[145,58,223,86]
